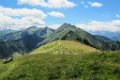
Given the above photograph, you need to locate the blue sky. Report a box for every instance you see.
[0,0,120,32]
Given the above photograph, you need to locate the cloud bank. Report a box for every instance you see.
[18,0,76,8]
[76,20,120,32]
[0,6,47,30]
[0,6,66,30]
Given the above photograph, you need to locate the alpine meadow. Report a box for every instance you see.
[0,0,120,80]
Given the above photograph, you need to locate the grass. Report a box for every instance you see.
[0,40,120,80]
[0,52,120,80]
[31,40,99,55]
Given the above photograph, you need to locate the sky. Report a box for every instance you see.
[0,0,120,32]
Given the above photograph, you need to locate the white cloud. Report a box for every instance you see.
[18,0,76,8]
[116,14,120,18]
[80,1,103,8]
[112,20,120,27]
[47,11,65,18]
[0,6,47,30]
[88,2,103,7]
[76,20,120,32]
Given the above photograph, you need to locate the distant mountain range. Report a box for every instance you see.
[0,26,54,57]
[0,29,16,38]
[0,23,120,58]
[90,31,120,41]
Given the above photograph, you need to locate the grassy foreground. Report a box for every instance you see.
[0,52,120,80]
[0,40,120,80]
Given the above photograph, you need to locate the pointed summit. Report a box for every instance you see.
[57,23,76,32]
[27,26,39,30]
[61,23,75,28]
[44,26,51,30]
[25,26,40,33]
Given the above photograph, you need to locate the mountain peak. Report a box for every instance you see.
[25,26,40,32]
[27,26,39,29]
[62,23,74,27]
[44,26,50,29]
[57,23,76,31]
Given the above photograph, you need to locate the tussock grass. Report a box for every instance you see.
[0,52,120,80]
[0,40,119,80]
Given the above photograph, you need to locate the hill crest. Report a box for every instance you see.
[31,40,99,55]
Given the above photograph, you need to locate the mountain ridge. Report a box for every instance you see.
[0,26,54,57]
[31,40,99,55]
[90,31,120,41]
[38,23,120,51]
[0,23,120,58]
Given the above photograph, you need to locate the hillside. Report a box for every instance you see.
[0,29,16,38]
[0,26,54,58]
[39,23,120,51]
[0,1,119,80]
[0,50,120,80]
[0,40,119,80]
[31,40,99,54]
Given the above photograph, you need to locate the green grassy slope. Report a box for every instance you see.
[0,40,120,80]
[31,40,99,55]
[0,52,120,80]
